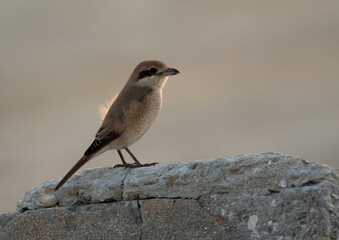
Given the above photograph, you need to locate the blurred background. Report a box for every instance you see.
[1,0,338,213]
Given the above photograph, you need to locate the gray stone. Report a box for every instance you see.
[0,202,140,240]
[17,167,127,211]
[123,153,338,200]
[0,212,19,232]
[1,153,339,239]
[140,199,226,240]
[199,184,339,239]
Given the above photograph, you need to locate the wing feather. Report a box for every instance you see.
[84,130,121,156]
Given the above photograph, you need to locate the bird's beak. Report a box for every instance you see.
[162,68,180,76]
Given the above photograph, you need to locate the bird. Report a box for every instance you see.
[54,60,180,191]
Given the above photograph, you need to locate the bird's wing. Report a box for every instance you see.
[83,89,128,156]
[84,85,144,156]
[84,127,121,156]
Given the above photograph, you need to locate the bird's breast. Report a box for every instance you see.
[117,90,163,147]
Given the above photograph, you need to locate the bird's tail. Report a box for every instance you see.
[54,155,91,191]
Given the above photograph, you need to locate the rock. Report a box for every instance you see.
[199,184,339,239]
[0,202,141,240]
[140,199,226,240]
[16,167,127,211]
[1,153,338,239]
[39,193,57,208]
[0,212,20,232]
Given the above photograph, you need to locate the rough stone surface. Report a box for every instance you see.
[140,199,226,240]
[1,153,339,239]
[0,212,20,232]
[199,184,339,239]
[0,202,140,240]
[16,167,126,211]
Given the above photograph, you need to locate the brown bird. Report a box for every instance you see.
[54,60,179,191]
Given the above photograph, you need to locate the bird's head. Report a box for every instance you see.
[129,60,180,89]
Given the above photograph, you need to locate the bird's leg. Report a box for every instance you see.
[117,150,127,164]
[124,147,141,165]
[124,147,158,167]
[114,150,138,168]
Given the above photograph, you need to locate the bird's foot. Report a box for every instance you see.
[113,162,158,169]
[113,163,138,169]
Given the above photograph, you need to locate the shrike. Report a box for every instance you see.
[55,60,179,191]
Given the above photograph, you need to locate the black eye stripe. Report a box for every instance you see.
[150,68,157,73]
[138,68,158,79]
[138,70,152,79]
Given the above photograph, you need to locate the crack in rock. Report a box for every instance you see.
[120,169,129,201]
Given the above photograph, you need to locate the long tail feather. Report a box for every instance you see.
[54,155,91,191]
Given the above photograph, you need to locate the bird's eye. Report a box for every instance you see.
[149,68,157,74]
[138,68,158,79]
[138,70,152,79]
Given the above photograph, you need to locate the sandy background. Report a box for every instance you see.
[1,1,338,213]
